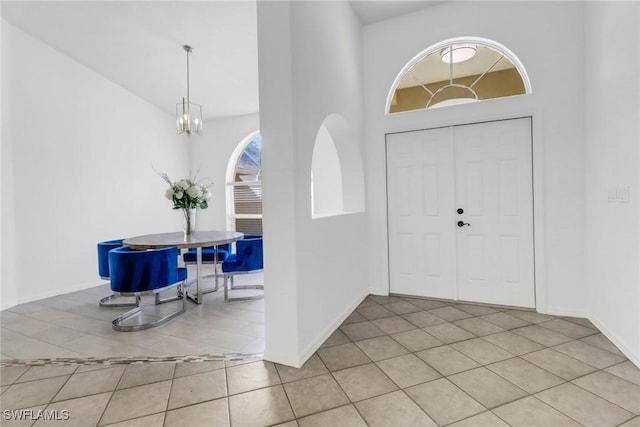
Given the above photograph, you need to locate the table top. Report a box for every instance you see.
[123,230,244,250]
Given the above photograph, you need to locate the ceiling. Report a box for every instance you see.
[1,1,260,120]
[349,0,440,25]
[1,1,438,121]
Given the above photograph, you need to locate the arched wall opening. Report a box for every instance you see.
[310,114,365,218]
[311,124,343,217]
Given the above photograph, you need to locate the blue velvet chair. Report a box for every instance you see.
[182,243,231,265]
[108,246,188,331]
[97,239,137,308]
[221,237,264,302]
[182,243,232,294]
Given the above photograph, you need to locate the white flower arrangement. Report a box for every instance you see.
[158,172,212,210]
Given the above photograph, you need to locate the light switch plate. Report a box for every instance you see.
[607,186,630,203]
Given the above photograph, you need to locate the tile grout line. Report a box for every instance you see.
[277,359,308,424]
[94,364,128,427]
[3,293,638,426]
[223,361,233,427]
[353,296,635,425]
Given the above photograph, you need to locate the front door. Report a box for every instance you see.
[386,117,535,308]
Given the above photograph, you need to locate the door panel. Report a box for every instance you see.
[387,118,534,308]
[386,128,456,299]
[454,118,534,307]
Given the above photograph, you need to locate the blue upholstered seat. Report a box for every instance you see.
[182,243,232,264]
[97,239,123,279]
[221,237,264,302]
[108,246,188,331]
[97,239,137,308]
[222,238,263,273]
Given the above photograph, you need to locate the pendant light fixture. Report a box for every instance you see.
[441,44,477,64]
[176,45,203,135]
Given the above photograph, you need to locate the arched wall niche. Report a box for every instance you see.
[311,114,365,218]
[386,36,532,114]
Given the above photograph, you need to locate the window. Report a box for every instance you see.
[387,37,531,114]
[227,132,262,234]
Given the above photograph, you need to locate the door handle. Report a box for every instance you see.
[457,221,470,227]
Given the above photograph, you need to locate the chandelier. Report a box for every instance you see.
[176,45,203,135]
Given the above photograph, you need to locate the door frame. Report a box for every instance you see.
[385,115,547,311]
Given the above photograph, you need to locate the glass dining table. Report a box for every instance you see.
[123,230,243,304]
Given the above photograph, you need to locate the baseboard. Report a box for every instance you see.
[588,315,640,369]
[294,289,369,368]
[545,305,640,369]
[4,279,106,310]
[544,306,589,318]
[368,287,388,296]
[262,347,303,368]
[0,298,17,311]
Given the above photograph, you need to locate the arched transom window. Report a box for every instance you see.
[387,37,531,114]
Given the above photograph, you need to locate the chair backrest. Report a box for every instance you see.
[97,239,124,279]
[241,234,263,240]
[109,246,182,293]
[183,242,232,263]
[217,242,233,253]
[234,237,264,272]
[189,243,232,253]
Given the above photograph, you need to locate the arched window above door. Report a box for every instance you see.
[387,37,531,114]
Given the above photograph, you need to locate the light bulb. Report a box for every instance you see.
[441,44,477,64]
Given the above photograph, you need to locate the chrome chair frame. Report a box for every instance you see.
[109,246,188,332]
[99,293,137,308]
[182,246,225,295]
[221,237,264,302]
[97,239,137,308]
[181,244,233,302]
[112,282,187,332]
[223,273,264,302]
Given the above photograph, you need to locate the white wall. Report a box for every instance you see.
[585,2,640,366]
[258,1,368,367]
[190,112,260,230]
[363,1,587,316]
[257,1,300,366]
[1,21,188,309]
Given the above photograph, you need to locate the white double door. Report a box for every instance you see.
[386,117,535,308]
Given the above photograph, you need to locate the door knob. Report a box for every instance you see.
[457,208,464,214]
[457,221,470,227]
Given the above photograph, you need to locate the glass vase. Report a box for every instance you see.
[182,208,197,238]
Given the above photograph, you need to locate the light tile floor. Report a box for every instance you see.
[2,293,640,426]
[1,269,265,361]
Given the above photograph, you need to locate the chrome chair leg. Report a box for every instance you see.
[99,293,137,308]
[229,275,264,291]
[223,275,264,302]
[112,284,187,332]
[154,287,184,305]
